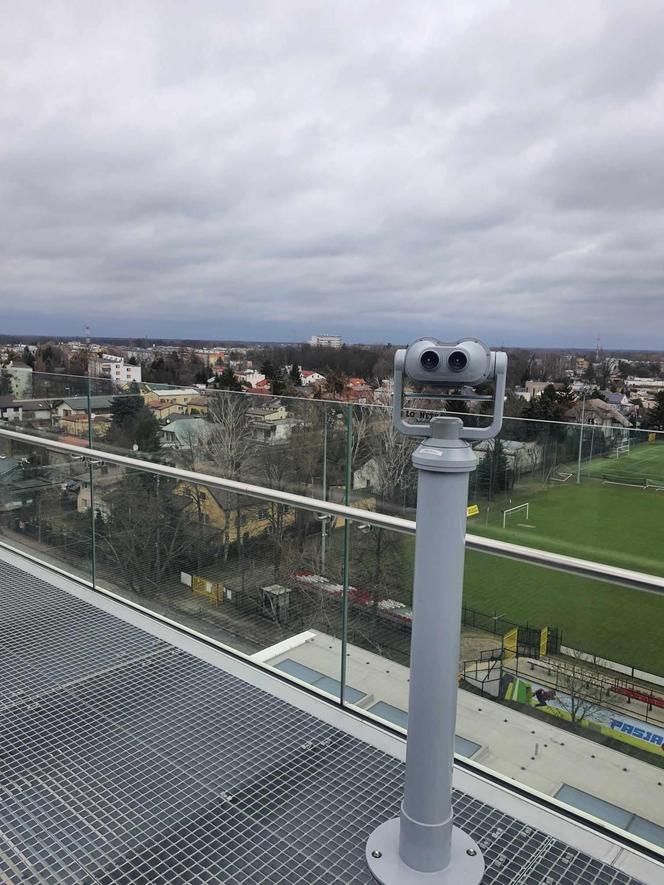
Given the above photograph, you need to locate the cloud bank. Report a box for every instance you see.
[1,1,664,345]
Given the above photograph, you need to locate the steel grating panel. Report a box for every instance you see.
[0,557,647,884]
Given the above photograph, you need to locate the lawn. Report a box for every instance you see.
[468,450,664,577]
[581,438,664,485]
[463,550,664,675]
[456,441,664,673]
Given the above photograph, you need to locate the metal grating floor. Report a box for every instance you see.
[0,557,645,885]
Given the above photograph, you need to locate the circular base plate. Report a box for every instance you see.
[366,818,485,885]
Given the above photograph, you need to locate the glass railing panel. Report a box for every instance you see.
[343,398,664,578]
[90,466,348,702]
[4,374,664,580]
[342,519,415,723]
[0,371,120,445]
[30,370,118,399]
[0,435,93,583]
[342,515,664,846]
[1,422,663,852]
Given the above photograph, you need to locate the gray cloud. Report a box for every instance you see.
[1,0,664,346]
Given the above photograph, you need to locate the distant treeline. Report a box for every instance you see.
[247,343,397,383]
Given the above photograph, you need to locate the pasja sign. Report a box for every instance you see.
[609,719,663,747]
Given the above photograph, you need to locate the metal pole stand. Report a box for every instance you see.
[366,417,485,884]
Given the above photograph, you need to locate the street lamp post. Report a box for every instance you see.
[576,393,587,484]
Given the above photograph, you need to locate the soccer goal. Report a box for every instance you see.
[614,432,631,458]
[503,503,529,529]
[615,441,630,458]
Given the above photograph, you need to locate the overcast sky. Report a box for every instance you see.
[1,1,664,347]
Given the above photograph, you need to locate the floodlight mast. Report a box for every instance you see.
[366,341,507,885]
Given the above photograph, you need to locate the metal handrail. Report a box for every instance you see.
[1,425,663,595]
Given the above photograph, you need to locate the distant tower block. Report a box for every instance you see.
[309,334,342,348]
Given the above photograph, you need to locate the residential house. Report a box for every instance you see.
[0,398,53,426]
[251,418,300,445]
[473,439,543,476]
[525,380,563,399]
[0,456,51,513]
[77,465,126,520]
[149,400,186,422]
[345,378,374,404]
[142,384,201,407]
[600,391,633,416]
[247,399,298,445]
[54,396,115,422]
[564,399,631,431]
[236,370,266,388]
[174,483,297,543]
[300,370,325,387]
[159,417,214,449]
[246,399,287,423]
[253,379,272,394]
[186,396,210,417]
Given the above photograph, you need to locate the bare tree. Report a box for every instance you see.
[549,649,607,725]
[95,475,196,594]
[350,419,415,642]
[256,443,293,580]
[370,418,415,510]
[205,391,256,562]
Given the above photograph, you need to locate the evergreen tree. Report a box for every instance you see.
[260,360,276,381]
[212,367,242,391]
[289,363,303,386]
[106,395,161,452]
[645,391,664,430]
[0,370,12,397]
[475,439,509,500]
[270,367,287,396]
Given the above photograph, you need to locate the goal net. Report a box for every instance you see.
[503,503,529,529]
[549,470,573,483]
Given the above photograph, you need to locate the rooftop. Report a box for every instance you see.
[0,546,660,884]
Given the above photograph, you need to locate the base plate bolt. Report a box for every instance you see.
[466,848,477,857]
[371,850,383,859]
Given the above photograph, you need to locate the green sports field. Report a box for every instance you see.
[470,441,664,577]
[460,440,664,674]
[581,438,664,485]
[463,550,664,675]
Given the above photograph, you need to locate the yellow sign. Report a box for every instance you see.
[192,575,207,596]
[539,627,548,658]
[649,433,657,443]
[503,627,518,661]
[466,504,480,517]
[191,575,223,606]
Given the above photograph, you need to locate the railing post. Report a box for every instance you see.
[89,459,96,589]
[86,375,93,450]
[340,403,352,707]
